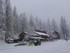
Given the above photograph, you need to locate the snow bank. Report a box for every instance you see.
[0,40,70,53]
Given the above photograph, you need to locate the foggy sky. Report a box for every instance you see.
[11,0,70,24]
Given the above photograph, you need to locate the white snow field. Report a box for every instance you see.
[0,40,70,53]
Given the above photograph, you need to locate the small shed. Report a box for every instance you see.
[5,32,27,43]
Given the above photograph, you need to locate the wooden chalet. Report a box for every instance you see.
[34,30,50,41]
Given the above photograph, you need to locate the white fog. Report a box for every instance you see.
[0,0,70,53]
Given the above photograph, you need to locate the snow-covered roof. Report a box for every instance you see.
[29,34,39,37]
[35,32,50,37]
[30,37,44,39]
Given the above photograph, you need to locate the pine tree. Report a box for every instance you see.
[52,18,58,32]
[5,0,14,42]
[34,17,43,31]
[20,13,27,32]
[34,17,39,30]
[0,0,5,30]
[38,18,43,31]
[13,6,20,34]
[60,16,69,40]
[29,15,34,28]
[46,18,51,35]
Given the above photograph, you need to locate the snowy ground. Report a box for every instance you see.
[0,40,70,53]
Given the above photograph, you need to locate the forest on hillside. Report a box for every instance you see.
[0,0,70,43]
